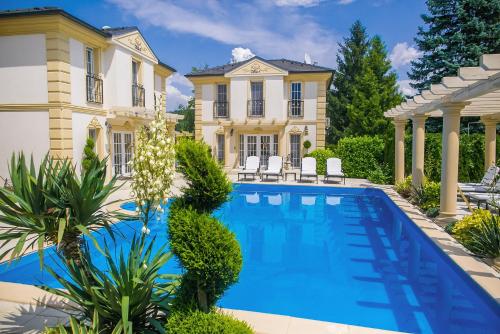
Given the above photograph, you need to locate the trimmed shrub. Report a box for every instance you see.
[175,139,232,213]
[451,209,492,245]
[459,134,485,183]
[82,137,98,173]
[334,136,385,179]
[169,140,240,312]
[305,149,335,175]
[168,204,242,310]
[166,310,253,334]
[367,165,391,184]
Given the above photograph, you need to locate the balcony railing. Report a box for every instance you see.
[247,99,265,117]
[288,100,304,118]
[213,101,229,118]
[86,74,103,104]
[132,84,145,107]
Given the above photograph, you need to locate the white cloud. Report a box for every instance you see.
[274,0,321,7]
[107,0,339,68]
[166,73,193,89]
[231,47,255,63]
[337,0,355,4]
[398,80,417,97]
[166,85,191,111]
[390,42,422,69]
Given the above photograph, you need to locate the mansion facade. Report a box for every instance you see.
[186,57,333,169]
[0,8,181,180]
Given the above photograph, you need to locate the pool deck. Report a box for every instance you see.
[0,173,498,333]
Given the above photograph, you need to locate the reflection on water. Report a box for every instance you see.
[0,185,498,333]
[220,186,500,334]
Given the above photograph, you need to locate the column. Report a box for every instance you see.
[481,117,497,171]
[393,118,407,183]
[46,32,72,160]
[411,115,427,188]
[439,103,465,219]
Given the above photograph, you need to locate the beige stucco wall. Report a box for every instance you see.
[0,111,50,179]
[0,34,48,104]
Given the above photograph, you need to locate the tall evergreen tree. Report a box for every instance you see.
[409,0,500,91]
[327,20,369,144]
[346,36,404,136]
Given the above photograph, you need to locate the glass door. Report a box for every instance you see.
[290,134,301,168]
[113,132,133,176]
[260,135,271,168]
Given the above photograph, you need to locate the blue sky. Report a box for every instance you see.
[1,0,428,110]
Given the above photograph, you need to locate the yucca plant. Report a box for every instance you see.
[41,235,178,333]
[45,310,103,334]
[468,214,500,259]
[0,153,125,265]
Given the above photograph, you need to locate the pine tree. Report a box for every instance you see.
[346,36,404,136]
[327,20,369,144]
[409,0,500,91]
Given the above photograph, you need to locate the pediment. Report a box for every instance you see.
[114,31,157,63]
[226,58,288,77]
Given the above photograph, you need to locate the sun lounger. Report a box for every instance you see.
[458,165,499,193]
[325,158,345,184]
[238,156,260,181]
[300,157,318,183]
[261,156,283,182]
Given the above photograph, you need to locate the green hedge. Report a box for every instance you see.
[334,136,385,179]
[402,133,499,183]
[166,310,253,334]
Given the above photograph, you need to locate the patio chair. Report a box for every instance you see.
[238,156,260,181]
[458,165,499,193]
[299,157,318,183]
[465,192,500,210]
[325,158,345,184]
[261,156,283,182]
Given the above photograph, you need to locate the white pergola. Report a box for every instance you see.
[384,54,500,220]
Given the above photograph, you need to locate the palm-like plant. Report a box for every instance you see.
[42,236,178,333]
[0,153,123,265]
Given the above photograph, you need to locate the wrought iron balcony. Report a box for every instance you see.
[132,84,145,107]
[288,100,304,118]
[247,99,265,117]
[86,74,103,104]
[213,101,229,118]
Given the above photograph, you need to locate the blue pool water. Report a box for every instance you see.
[1,184,499,333]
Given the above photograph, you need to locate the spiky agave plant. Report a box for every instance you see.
[468,214,500,259]
[42,235,178,333]
[0,153,123,265]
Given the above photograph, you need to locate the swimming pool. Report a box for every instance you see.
[0,184,499,333]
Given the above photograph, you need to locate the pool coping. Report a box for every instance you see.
[0,180,499,333]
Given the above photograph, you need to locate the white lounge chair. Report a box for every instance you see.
[325,158,345,184]
[299,157,318,183]
[459,165,499,193]
[261,156,283,182]
[238,156,260,181]
[465,192,500,210]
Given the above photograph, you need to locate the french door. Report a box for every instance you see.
[113,132,133,176]
[290,134,301,168]
[240,134,278,168]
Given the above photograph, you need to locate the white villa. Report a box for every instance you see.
[186,57,333,169]
[0,7,181,181]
